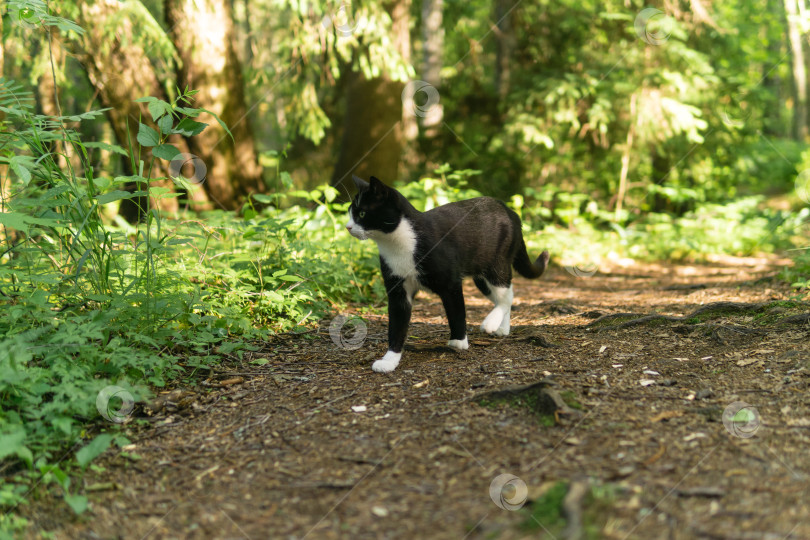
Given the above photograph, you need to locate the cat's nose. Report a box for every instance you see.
[346,224,353,231]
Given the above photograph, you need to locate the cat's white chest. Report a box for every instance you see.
[375,218,420,300]
[375,218,417,277]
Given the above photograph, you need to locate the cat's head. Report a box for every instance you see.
[345,175,402,241]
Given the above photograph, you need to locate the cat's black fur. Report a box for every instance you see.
[346,175,549,373]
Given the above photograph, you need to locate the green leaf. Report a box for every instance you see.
[148,186,174,199]
[96,190,134,205]
[252,194,276,204]
[134,96,158,103]
[76,433,114,469]
[202,108,233,140]
[323,186,339,203]
[278,275,303,282]
[147,100,171,121]
[15,446,33,468]
[136,123,159,147]
[157,114,173,134]
[64,494,88,515]
[173,118,208,137]
[82,141,128,156]
[0,212,31,231]
[51,417,74,436]
[152,144,181,161]
[9,156,32,185]
[0,427,26,461]
[78,108,111,120]
[174,106,202,117]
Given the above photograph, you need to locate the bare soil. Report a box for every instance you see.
[24,258,810,539]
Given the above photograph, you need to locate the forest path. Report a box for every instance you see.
[28,258,810,539]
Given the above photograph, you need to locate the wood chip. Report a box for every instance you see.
[736,358,760,367]
[650,410,683,423]
[643,444,666,466]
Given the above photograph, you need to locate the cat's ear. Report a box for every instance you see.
[352,175,369,193]
[369,176,388,199]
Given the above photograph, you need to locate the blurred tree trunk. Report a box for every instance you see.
[77,0,211,219]
[38,29,81,172]
[0,20,8,212]
[420,0,444,139]
[331,0,411,196]
[494,0,515,102]
[785,0,808,140]
[763,0,786,136]
[165,0,266,210]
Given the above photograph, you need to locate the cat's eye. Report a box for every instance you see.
[359,211,366,218]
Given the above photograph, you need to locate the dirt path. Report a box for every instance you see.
[26,259,810,539]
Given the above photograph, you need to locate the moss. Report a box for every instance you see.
[560,390,583,410]
[478,391,556,426]
[520,482,568,533]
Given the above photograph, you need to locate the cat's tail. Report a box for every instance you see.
[513,237,550,279]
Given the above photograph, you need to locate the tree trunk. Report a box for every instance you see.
[0,19,8,213]
[763,0,786,136]
[38,29,83,173]
[785,0,808,140]
[615,93,637,220]
[331,0,412,196]
[165,0,266,210]
[494,0,516,101]
[76,0,211,219]
[420,0,444,138]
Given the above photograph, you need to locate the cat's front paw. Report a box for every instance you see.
[447,336,469,350]
[372,350,402,373]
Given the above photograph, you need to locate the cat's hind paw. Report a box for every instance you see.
[447,336,469,350]
[372,351,402,373]
[481,310,504,334]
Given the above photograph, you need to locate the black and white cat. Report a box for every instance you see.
[346,176,549,373]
